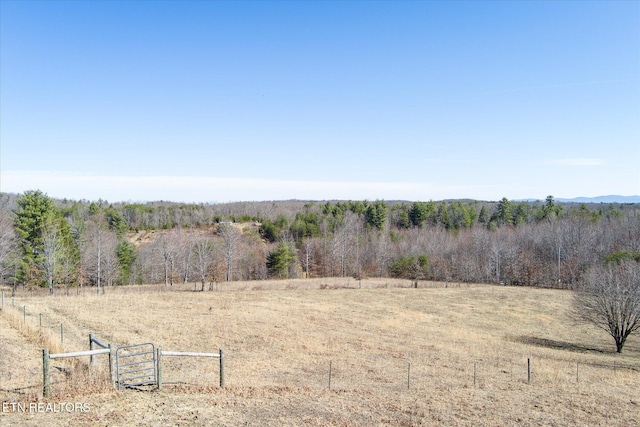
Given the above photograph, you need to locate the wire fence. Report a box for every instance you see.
[2,289,639,399]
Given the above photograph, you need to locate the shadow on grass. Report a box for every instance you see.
[514,335,609,354]
[517,336,640,371]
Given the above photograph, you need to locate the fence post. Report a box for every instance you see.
[43,349,50,398]
[407,361,411,390]
[89,333,94,365]
[157,347,163,390]
[527,358,531,384]
[23,305,26,324]
[576,362,579,383]
[60,323,64,345]
[328,360,332,390]
[219,348,225,388]
[108,344,116,389]
[39,313,42,328]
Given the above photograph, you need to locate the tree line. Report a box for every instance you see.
[0,191,638,293]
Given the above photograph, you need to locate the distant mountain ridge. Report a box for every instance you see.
[555,195,640,203]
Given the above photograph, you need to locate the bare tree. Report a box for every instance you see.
[80,216,118,294]
[299,238,315,278]
[238,243,268,281]
[332,212,358,277]
[156,229,184,286]
[94,222,103,293]
[0,211,18,284]
[192,236,215,291]
[100,233,120,287]
[39,220,64,295]
[218,222,241,281]
[574,259,640,353]
[175,228,194,284]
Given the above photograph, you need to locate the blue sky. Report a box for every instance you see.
[1,1,638,203]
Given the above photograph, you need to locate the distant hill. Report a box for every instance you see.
[555,195,640,204]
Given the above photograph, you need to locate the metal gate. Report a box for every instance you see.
[116,343,157,389]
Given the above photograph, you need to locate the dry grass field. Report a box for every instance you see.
[1,278,639,426]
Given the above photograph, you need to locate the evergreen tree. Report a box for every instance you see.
[513,203,528,226]
[409,201,434,228]
[117,240,136,285]
[462,203,476,228]
[349,200,367,215]
[396,208,410,229]
[105,207,128,237]
[290,212,320,241]
[478,205,489,225]
[437,202,451,229]
[493,197,514,226]
[13,190,78,288]
[274,214,288,229]
[266,241,297,278]
[365,200,387,230]
[260,220,280,243]
[537,195,562,221]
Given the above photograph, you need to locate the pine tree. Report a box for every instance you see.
[365,200,387,230]
[117,240,136,285]
[14,190,78,289]
[494,197,514,226]
[266,241,297,278]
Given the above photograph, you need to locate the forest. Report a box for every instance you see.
[0,190,639,293]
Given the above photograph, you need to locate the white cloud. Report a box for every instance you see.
[544,158,605,166]
[0,170,500,203]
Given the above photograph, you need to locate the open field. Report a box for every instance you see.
[1,279,639,426]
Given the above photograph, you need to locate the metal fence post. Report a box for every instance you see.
[219,349,225,388]
[108,344,116,389]
[89,333,94,365]
[157,347,163,390]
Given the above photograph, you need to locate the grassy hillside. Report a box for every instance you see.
[1,280,638,426]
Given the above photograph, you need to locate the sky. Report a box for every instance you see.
[1,0,639,203]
